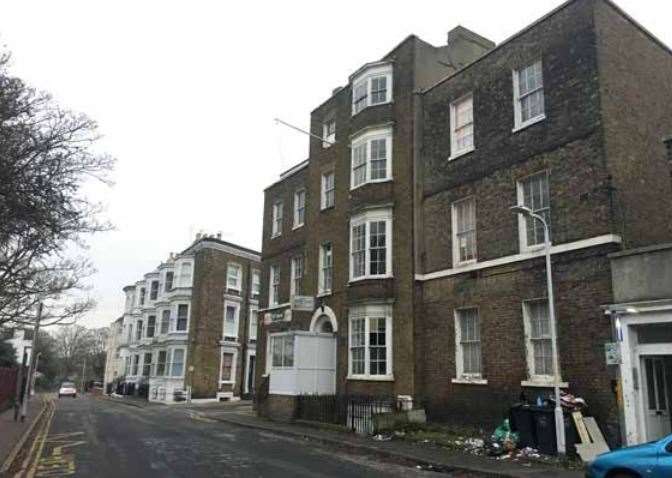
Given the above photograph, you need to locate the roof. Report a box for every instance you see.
[264,159,309,191]
[423,0,672,95]
[181,236,261,262]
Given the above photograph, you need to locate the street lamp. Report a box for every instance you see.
[510,205,566,455]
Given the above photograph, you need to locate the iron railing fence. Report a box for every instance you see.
[295,394,399,435]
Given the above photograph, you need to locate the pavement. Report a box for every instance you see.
[102,394,583,478]
[17,394,493,477]
[0,394,47,473]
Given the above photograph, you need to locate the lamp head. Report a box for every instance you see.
[510,204,533,217]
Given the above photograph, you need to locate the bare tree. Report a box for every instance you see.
[0,49,114,326]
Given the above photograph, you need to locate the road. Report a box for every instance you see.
[22,395,482,477]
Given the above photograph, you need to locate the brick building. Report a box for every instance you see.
[108,235,261,402]
[256,0,672,446]
[256,28,495,417]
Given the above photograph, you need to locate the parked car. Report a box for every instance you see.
[585,435,672,477]
[58,382,77,398]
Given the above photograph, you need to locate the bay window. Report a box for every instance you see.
[176,304,189,331]
[351,63,393,115]
[350,128,393,189]
[348,305,392,379]
[160,310,170,335]
[349,209,392,281]
[171,348,185,377]
[156,351,167,376]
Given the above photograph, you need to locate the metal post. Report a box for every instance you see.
[81,356,87,394]
[544,223,566,455]
[14,350,27,421]
[21,302,42,422]
[31,353,41,396]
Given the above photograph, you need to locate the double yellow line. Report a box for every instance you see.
[14,398,56,478]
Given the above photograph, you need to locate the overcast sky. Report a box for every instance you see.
[1,0,669,329]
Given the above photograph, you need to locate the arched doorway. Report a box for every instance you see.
[310,306,338,333]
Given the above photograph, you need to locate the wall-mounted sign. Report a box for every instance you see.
[605,342,622,365]
[292,295,315,311]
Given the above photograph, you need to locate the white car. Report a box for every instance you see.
[58,382,77,398]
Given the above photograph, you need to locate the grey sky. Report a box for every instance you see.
[1,0,669,328]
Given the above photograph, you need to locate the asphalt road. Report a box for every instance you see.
[30,395,482,478]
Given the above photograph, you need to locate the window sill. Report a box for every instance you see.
[316,291,332,298]
[220,380,234,385]
[320,205,335,212]
[512,114,546,133]
[350,178,393,191]
[452,259,477,269]
[292,223,304,231]
[349,274,393,284]
[271,233,282,240]
[452,377,488,386]
[448,147,475,161]
[347,375,394,382]
[521,380,568,388]
[351,100,393,117]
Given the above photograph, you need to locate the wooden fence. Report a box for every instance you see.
[0,367,18,411]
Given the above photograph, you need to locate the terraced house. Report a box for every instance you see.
[111,234,261,403]
[256,0,672,447]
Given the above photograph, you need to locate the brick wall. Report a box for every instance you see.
[187,242,260,399]
[594,0,672,248]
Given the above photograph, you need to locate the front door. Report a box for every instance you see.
[643,356,672,441]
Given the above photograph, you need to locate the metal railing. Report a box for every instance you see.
[295,394,397,435]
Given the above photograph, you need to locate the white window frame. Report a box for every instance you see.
[293,189,306,229]
[350,127,393,189]
[452,197,477,267]
[248,306,258,342]
[512,60,545,132]
[290,255,304,297]
[269,265,280,306]
[522,299,560,385]
[349,209,393,282]
[351,63,393,115]
[227,263,243,291]
[270,333,295,369]
[322,120,336,148]
[272,201,283,238]
[347,305,393,380]
[251,270,261,297]
[219,348,238,384]
[321,171,335,210]
[453,308,486,384]
[318,242,333,295]
[516,171,551,253]
[223,300,240,340]
[449,93,475,160]
[179,262,192,288]
[175,303,189,332]
[169,348,186,377]
[160,309,170,335]
[155,350,168,377]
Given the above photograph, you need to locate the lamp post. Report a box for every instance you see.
[511,205,566,455]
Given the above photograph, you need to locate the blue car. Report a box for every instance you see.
[586,435,672,477]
